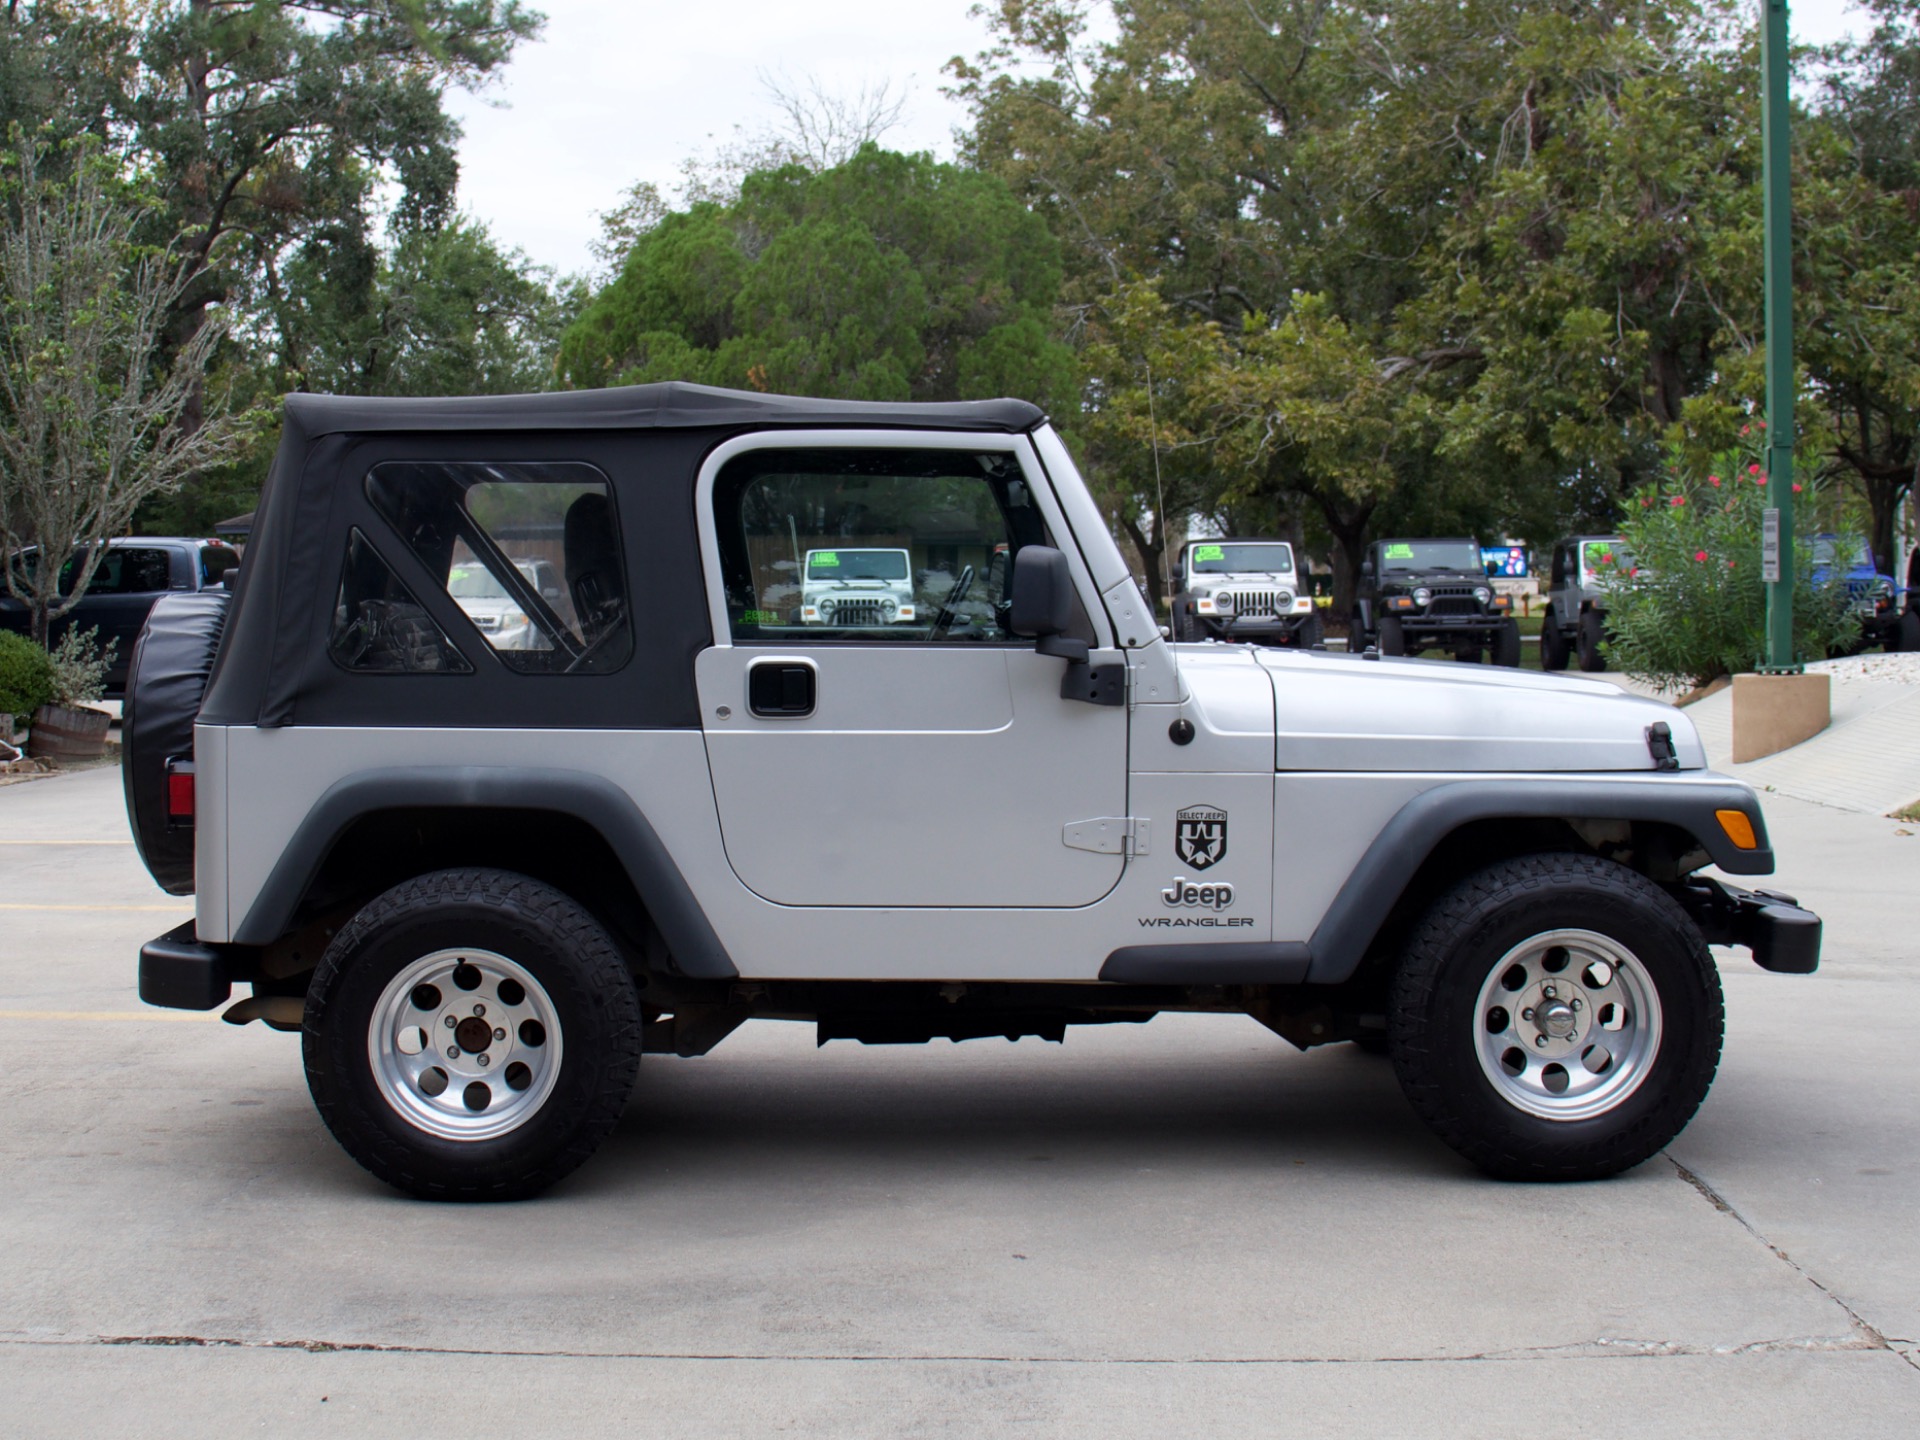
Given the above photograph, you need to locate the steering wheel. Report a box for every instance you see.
[929,564,976,640]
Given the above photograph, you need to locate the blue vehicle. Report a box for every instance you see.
[1810,533,1908,653]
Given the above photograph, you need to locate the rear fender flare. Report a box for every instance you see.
[230,766,736,978]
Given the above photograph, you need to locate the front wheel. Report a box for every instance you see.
[1377,615,1407,656]
[1389,853,1723,1181]
[303,869,643,1200]
[1292,611,1324,649]
[1538,606,1570,670]
[1490,618,1522,667]
[1576,610,1607,672]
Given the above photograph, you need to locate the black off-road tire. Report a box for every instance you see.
[1538,607,1570,670]
[1892,608,1920,654]
[1293,611,1324,649]
[1171,598,1199,642]
[1378,615,1407,656]
[1389,853,1723,1182]
[1491,618,1523,668]
[1576,610,1608,672]
[304,868,642,1201]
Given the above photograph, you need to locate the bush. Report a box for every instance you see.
[1606,438,1856,691]
[45,626,117,708]
[0,629,56,717]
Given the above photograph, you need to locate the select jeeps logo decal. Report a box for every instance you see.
[1175,805,1228,869]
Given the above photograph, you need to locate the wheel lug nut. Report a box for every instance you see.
[1535,1036,1547,1047]
[1522,1008,1534,1021]
[494,1027,506,1042]
[444,1016,456,1028]
[447,1046,459,1059]
[477,1054,490,1067]
[472,1005,485,1017]
[1571,999,1582,1010]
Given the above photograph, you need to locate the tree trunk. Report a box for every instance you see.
[1121,512,1167,615]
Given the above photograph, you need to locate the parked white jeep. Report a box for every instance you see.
[1170,538,1322,648]
[122,384,1820,1200]
[799,547,917,627]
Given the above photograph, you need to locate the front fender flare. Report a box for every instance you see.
[230,766,736,978]
[1303,775,1774,984]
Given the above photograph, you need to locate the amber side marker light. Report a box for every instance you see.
[1715,809,1758,850]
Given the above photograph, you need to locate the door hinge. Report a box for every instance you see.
[1063,816,1151,856]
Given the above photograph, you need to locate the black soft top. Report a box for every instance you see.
[279,383,1046,438]
[202,383,1047,729]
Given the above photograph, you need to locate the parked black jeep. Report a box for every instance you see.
[1350,537,1521,666]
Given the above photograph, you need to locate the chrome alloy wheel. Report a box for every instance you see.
[1472,928,1663,1122]
[368,948,564,1141]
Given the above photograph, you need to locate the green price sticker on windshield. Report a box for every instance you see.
[1385,543,1414,560]
[814,552,839,567]
[1194,544,1224,562]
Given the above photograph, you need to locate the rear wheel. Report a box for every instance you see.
[1491,618,1523,668]
[1538,607,1570,670]
[1389,853,1722,1181]
[1576,610,1607,672]
[1892,608,1919,653]
[304,868,642,1200]
[1378,616,1407,656]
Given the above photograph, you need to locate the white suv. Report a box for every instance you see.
[799,547,917,627]
[1171,538,1321,647]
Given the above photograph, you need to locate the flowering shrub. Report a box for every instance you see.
[1605,442,1854,691]
[45,627,117,708]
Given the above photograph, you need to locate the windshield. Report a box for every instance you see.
[447,565,510,600]
[1379,540,1483,573]
[1581,539,1636,576]
[1811,536,1873,570]
[807,550,908,581]
[1188,542,1294,575]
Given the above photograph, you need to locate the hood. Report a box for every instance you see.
[1235,647,1703,773]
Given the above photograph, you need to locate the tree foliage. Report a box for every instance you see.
[0,131,246,644]
[561,147,1077,413]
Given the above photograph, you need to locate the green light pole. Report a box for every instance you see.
[1761,0,1798,671]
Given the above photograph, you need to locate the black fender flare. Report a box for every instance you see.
[230,766,736,978]
[1301,776,1775,984]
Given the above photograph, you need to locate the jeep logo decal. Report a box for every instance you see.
[1161,877,1235,911]
[1175,805,1227,869]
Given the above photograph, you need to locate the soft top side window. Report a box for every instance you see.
[712,447,1083,646]
[365,461,632,675]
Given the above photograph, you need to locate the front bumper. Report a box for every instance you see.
[1672,877,1822,974]
[139,921,233,1009]
[1202,612,1315,642]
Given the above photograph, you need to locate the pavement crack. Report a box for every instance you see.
[1668,1156,1901,1361]
[0,1332,1891,1367]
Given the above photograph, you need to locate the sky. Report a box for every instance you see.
[444,1,1882,280]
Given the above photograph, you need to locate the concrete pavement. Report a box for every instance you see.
[1,765,1916,1435]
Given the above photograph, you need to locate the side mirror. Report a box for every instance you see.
[1009,545,1072,639]
[1360,560,1375,582]
[1485,561,1499,579]
[222,566,241,592]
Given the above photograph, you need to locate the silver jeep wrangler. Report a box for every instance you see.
[1170,538,1323,648]
[122,384,1820,1200]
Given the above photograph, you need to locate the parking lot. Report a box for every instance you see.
[2,764,1917,1435]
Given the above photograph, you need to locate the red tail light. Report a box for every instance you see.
[166,761,195,824]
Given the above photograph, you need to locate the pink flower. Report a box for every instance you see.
[1748,463,1763,476]
[1727,559,1736,568]
[1740,425,1750,436]
[1708,475,1722,487]
[1694,550,1709,562]
[1792,483,1802,494]
[1640,497,1652,508]
[1669,495,1687,507]
[1757,420,1767,430]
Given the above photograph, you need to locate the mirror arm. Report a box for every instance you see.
[1036,634,1090,663]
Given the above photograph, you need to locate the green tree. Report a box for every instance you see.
[560,146,1076,415]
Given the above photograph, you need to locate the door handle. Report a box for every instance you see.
[747,658,816,718]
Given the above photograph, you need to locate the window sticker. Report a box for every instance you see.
[1193,544,1224,562]
[813,552,839,567]
[1385,543,1415,560]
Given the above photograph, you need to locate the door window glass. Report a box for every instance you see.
[328,529,473,674]
[364,461,631,674]
[58,547,174,595]
[712,448,1057,644]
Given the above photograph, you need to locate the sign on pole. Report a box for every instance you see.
[1761,508,1782,583]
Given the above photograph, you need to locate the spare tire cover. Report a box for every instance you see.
[123,592,229,896]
